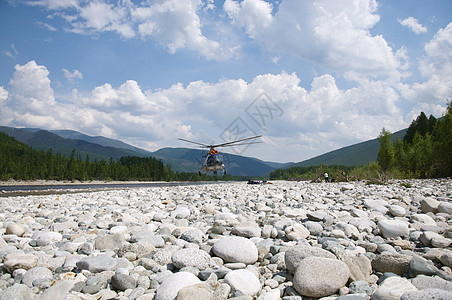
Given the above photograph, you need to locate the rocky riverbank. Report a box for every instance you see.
[0,179,451,299]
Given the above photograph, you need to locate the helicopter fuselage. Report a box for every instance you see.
[202,154,225,171]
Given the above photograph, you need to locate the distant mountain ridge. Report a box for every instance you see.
[0,125,409,176]
[291,128,407,167]
[0,126,284,176]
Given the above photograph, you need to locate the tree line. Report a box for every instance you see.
[0,132,227,182]
[377,101,451,178]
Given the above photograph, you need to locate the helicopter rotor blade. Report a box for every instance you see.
[211,135,262,148]
[219,141,262,147]
[177,138,210,148]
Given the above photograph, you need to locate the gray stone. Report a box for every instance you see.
[0,284,32,300]
[304,221,323,235]
[371,276,417,300]
[180,229,204,244]
[154,271,201,300]
[118,242,155,258]
[408,255,438,277]
[22,266,53,287]
[172,248,211,270]
[410,275,452,292]
[438,202,452,214]
[377,219,409,239]
[95,233,125,250]
[284,245,336,273]
[212,236,258,264]
[111,273,137,291]
[34,231,63,246]
[224,269,261,296]
[441,252,452,268]
[232,222,262,238]
[431,237,452,248]
[348,280,374,296]
[3,253,38,273]
[77,242,94,255]
[421,197,440,213]
[293,256,350,298]
[76,254,118,273]
[372,253,412,275]
[401,288,452,300]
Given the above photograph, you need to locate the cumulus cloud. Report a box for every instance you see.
[399,17,427,34]
[132,0,235,60]
[403,22,452,119]
[224,0,401,76]
[1,60,409,161]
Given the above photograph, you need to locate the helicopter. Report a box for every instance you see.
[178,135,262,175]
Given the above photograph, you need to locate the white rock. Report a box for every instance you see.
[293,256,350,298]
[371,276,417,300]
[224,269,261,296]
[388,205,406,217]
[154,272,201,300]
[212,236,258,264]
[377,219,409,239]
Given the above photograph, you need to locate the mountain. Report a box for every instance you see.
[291,128,407,167]
[0,126,281,176]
[51,129,151,155]
[0,126,148,161]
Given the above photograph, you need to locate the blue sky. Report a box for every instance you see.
[1,0,451,163]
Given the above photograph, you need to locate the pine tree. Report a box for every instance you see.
[377,128,395,174]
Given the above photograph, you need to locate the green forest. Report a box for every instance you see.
[376,101,452,179]
[0,132,231,182]
[270,101,452,181]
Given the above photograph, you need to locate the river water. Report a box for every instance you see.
[0,181,225,197]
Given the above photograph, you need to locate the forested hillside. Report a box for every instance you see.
[0,133,215,181]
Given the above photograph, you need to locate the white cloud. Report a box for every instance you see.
[69,1,135,38]
[1,60,409,161]
[399,17,427,34]
[133,0,235,60]
[25,0,236,60]
[3,44,18,59]
[9,61,55,114]
[27,0,79,10]
[36,21,57,31]
[224,0,401,76]
[0,86,8,102]
[403,22,452,118]
[63,68,83,82]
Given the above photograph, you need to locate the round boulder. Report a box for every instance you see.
[212,236,258,264]
[293,256,350,298]
[285,245,336,273]
[224,269,261,296]
[172,248,211,270]
[154,272,201,300]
